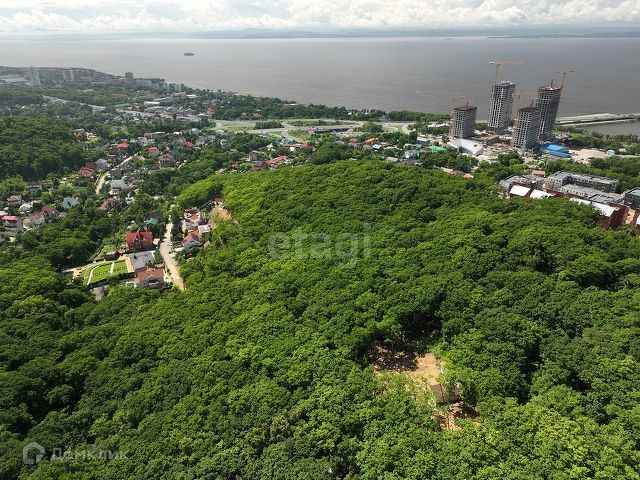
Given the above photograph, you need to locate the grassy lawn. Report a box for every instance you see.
[84,259,130,286]
[112,260,129,275]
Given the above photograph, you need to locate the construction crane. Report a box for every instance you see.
[489,60,523,84]
[512,90,539,121]
[543,69,575,90]
[558,69,574,90]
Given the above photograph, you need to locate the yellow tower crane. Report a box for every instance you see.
[544,69,575,90]
[489,60,524,84]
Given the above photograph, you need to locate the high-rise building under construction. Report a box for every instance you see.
[536,83,562,140]
[451,104,477,139]
[487,81,516,134]
[512,105,541,149]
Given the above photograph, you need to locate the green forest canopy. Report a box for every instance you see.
[0,116,85,181]
[3,161,640,479]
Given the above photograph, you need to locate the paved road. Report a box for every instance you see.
[159,220,185,291]
[95,155,136,195]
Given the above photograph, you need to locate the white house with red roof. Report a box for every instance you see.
[1,215,22,232]
[182,230,202,251]
[183,208,204,230]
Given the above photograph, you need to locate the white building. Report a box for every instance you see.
[447,138,484,156]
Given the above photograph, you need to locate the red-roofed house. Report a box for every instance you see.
[41,205,60,220]
[125,230,154,252]
[182,230,202,250]
[1,215,22,232]
[148,146,160,157]
[267,155,288,168]
[78,167,96,180]
[183,208,204,230]
[184,141,194,148]
[134,266,166,288]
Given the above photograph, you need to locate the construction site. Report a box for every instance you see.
[448,61,578,156]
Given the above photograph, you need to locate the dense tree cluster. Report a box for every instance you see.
[0,116,85,180]
[3,161,640,478]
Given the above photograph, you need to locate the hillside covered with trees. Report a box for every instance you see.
[3,161,640,478]
[0,116,85,180]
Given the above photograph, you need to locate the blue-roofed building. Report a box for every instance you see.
[540,143,571,158]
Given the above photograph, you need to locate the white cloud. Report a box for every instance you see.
[0,0,638,32]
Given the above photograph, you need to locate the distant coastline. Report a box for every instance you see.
[3,26,640,41]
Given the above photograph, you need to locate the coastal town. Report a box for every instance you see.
[1,65,640,296]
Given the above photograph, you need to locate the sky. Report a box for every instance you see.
[0,0,639,33]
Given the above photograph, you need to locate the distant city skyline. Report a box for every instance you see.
[0,0,639,33]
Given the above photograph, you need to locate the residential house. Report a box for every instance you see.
[145,217,159,230]
[95,159,109,171]
[1,215,22,232]
[159,154,176,168]
[110,179,128,195]
[125,230,154,252]
[23,212,45,228]
[61,197,80,210]
[18,203,32,215]
[6,195,22,207]
[148,146,160,157]
[41,205,60,221]
[184,208,204,230]
[27,182,45,193]
[267,155,288,168]
[78,167,96,180]
[182,230,202,251]
[134,266,166,289]
[128,251,156,272]
[116,142,129,156]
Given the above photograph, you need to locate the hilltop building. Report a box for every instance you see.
[512,105,541,149]
[26,66,41,86]
[487,81,516,134]
[536,83,562,140]
[545,171,619,194]
[451,104,477,139]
